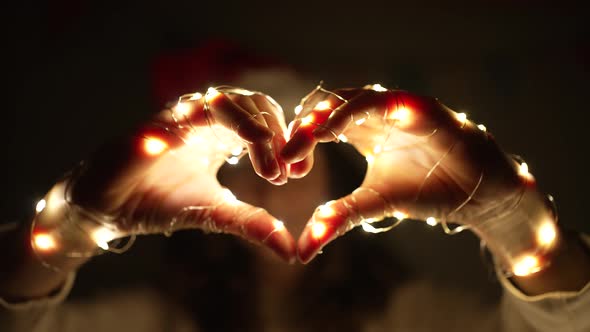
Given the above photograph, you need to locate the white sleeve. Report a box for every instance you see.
[0,272,76,332]
[498,234,590,332]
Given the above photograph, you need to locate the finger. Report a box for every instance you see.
[207,91,274,144]
[312,90,388,142]
[251,94,289,184]
[231,95,281,180]
[297,187,395,263]
[205,194,297,263]
[289,152,314,179]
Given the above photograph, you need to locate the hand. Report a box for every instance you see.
[60,87,296,262]
[282,85,537,263]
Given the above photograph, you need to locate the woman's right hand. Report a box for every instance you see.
[42,88,296,263]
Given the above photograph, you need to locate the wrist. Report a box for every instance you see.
[471,186,559,277]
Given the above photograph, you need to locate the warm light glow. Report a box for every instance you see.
[33,233,56,251]
[355,118,366,125]
[189,92,203,100]
[144,137,168,156]
[426,217,437,226]
[370,84,388,92]
[311,221,328,239]
[365,154,375,164]
[518,162,530,177]
[222,188,238,204]
[456,112,467,124]
[91,228,117,250]
[537,222,557,247]
[231,146,243,156]
[174,102,191,116]
[373,145,382,154]
[388,107,411,126]
[513,255,541,277]
[227,156,240,165]
[392,211,408,220]
[186,134,204,146]
[317,203,336,219]
[294,105,303,115]
[205,87,221,102]
[36,199,47,213]
[272,220,285,231]
[315,101,331,111]
[301,114,315,126]
[337,134,348,143]
[477,124,487,132]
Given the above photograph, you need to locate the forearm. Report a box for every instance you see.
[0,221,89,302]
[511,230,590,296]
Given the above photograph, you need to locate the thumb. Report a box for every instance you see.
[297,186,400,263]
[177,188,297,263]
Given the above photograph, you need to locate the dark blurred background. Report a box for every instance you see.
[5,0,589,300]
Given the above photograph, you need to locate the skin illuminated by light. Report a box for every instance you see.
[174,102,191,116]
[36,199,47,213]
[294,105,303,115]
[33,233,57,251]
[537,222,557,247]
[392,211,409,220]
[315,101,331,111]
[91,228,117,250]
[426,217,437,226]
[144,137,168,156]
[311,221,328,240]
[317,204,336,219]
[222,188,238,204]
[301,114,315,126]
[513,255,541,277]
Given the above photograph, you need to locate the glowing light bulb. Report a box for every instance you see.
[301,114,315,126]
[144,137,168,156]
[426,217,437,226]
[294,105,303,115]
[33,233,56,251]
[392,211,408,220]
[317,203,336,219]
[272,220,285,231]
[365,154,375,164]
[205,87,221,102]
[513,255,541,277]
[311,222,327,240]
[388,107,411,125]
[222,188,238,204]
[36,199,47,213]
[227,156,240,165]
[174,102,191,116]
[315,101,331,111]
[518,162,530,177]
[373,145,382,154]
[231,146,243,156]
[91,228,117,250]
[189,92,203,100]
[477,124,487,132]
[537,222,557,247]
[456,112,467,124]
[337,134,348,143]
[370,84,388,92]
[355,118,366,125]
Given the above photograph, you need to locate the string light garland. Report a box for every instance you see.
[292,83,560,277]
[29,86,289,270]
